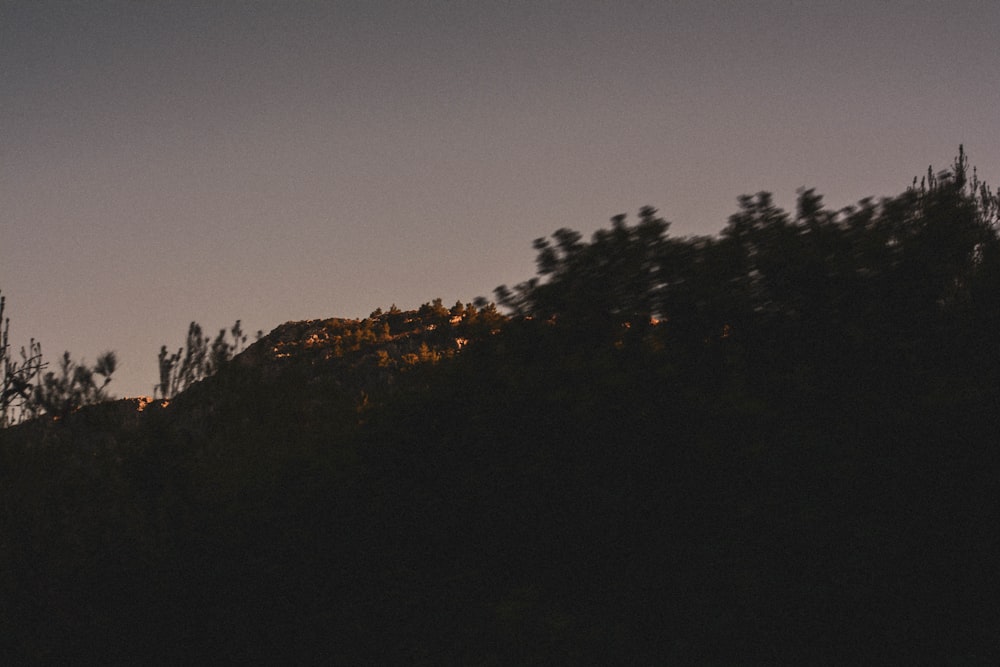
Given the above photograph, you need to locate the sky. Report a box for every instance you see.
[3,0,1000,398]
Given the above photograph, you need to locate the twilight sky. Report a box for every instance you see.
[3,1,999,398]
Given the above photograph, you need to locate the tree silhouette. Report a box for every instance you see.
[156,320,247,398]
[2,290,118,425]
[30,350,117,420]
[0,291,45,427]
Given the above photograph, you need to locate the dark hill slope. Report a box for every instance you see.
[1,302,997,664]
[3,192,1000,666]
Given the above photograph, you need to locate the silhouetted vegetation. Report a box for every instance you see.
[1,291,117,426]
[26,350,117,421]
[0,292,43,427]
[1,149,998,664]
[155,320,248,398]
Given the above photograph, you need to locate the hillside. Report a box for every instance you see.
[2,157,999,664]
[2,301,997,664]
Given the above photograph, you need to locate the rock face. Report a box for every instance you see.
[242,309,478,367]
[228,305,502,392]
[1,304,504,445]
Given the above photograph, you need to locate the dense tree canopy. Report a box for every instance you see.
[496,147,1000,407]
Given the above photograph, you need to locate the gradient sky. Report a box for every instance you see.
[3,1,999,398]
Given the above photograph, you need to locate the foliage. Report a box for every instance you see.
[1,149,999,663]
[27,351,117,421]
[0,292,45,427]
[496,147,1000,403]
[496,206,671,333]
[155,320,248,398]
[1,291,117,425]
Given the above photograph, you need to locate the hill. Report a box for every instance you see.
[2,300,997,664]
[2,153,999,663]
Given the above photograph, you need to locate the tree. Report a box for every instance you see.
[156,320,247,398]
[0,291,45,427]
[1,289,119,425]
[490,147,1000,406]
[495,207,674,340]
[29,351,118,420]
